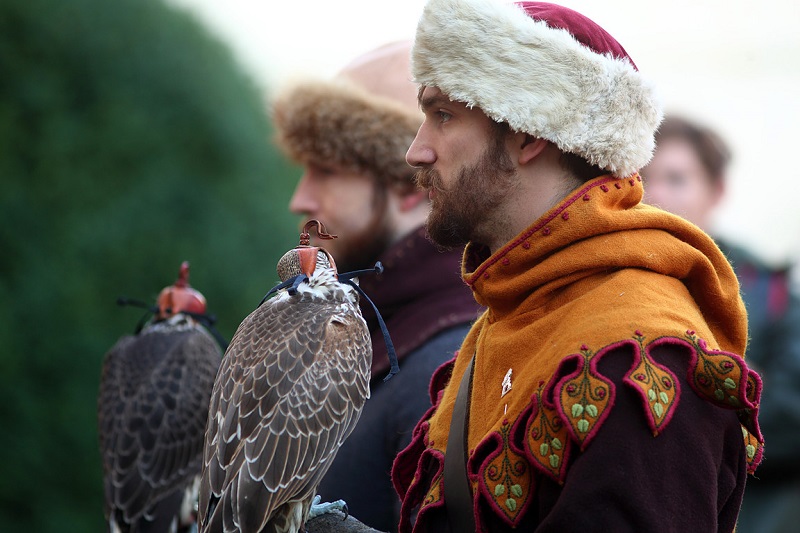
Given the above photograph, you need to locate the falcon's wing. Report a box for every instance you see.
[199,295,371,533]
[98,325,223,526]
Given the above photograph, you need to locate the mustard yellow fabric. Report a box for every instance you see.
[425,175,750,456]
[393,175,763,531]
[394,175,764,531]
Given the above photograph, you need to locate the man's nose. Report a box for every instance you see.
[406,126,436,168]
[289,173,317,215]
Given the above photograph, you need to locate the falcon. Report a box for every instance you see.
[98,262,225,533]
[197,220,398,533]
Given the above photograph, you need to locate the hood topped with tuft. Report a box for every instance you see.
[411,0,663,177]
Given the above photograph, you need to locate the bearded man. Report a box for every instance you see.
[391,1,765,532]
[271,40,482,532]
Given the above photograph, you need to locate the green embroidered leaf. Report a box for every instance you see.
[647,389,657,401]
[571,403,584,418]
[511,484,523,497]
[659,392,669,404]
[585,404,598,418]
[742,427,749,438]
[746,444,756,459]
[495,484,505,496]
[724,378,737,390]
[549,454,560,468]
[714,389,725,401]
[540,443,549,456]
[577,419,590,433]
[506,498,517,512]
[551,438,563,450]
[728,396,741,407]
[654,402,664,418]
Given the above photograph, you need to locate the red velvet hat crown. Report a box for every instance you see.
[517,2,636,67]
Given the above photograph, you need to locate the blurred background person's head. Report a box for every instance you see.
[273,41,426,273]
[641,115,732,233]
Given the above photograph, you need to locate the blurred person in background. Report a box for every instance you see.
[271,41,482,532]
[642,115,800,533]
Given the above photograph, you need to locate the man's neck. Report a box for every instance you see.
[484,169,581,255]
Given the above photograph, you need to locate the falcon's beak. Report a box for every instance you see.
[297,247,319,278]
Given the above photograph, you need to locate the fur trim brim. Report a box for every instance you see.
[412,0,663,176]
[272,80,422,186]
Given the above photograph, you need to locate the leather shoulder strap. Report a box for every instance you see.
[444,354,476,532]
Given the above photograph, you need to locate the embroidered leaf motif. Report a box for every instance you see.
[745,444,756,459]
[625,335,678,436]
[524,392,571,482]
[684,334,764,472]
[741,424,764,474]
[480,421,530,524]
[558,349,613,449]
[420,470,443,512]
[744,370,761,405]
[686,333,746,409]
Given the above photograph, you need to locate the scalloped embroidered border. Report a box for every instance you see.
[476,331,764,522]
[395,331,764,530]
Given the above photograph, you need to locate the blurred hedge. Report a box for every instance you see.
[0,0,300,530]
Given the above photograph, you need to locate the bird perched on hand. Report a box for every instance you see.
[98,262,225,533]
[197,220,398,533]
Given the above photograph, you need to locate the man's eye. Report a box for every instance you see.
[437,111,452,123]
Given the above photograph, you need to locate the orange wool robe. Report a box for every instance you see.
[392,175,763,532]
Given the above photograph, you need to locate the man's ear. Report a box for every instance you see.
[517,134,549,165]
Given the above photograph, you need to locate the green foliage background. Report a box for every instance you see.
[0,0,301,530]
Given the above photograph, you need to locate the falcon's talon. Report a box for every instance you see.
[308,495,348,520]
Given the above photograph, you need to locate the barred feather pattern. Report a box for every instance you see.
[97,315,224,532]
[198,271,372,533]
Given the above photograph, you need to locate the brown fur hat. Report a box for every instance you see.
[272,78,422,188]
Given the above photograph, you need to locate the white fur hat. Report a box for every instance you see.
[412,0,663,177]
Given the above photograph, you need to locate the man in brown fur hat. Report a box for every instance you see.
[391,1,765,532]
[271,41,482,532]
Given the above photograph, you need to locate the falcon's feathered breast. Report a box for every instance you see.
[198,221,375,533]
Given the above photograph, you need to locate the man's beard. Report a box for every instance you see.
[328,190,393,273]
[415,134,517,249]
